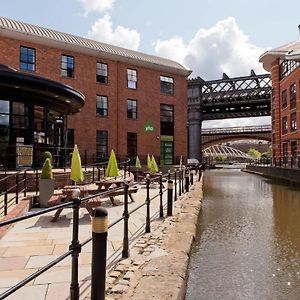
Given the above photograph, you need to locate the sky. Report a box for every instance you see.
[2,0,300,128]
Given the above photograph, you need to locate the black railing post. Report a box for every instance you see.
[24,170,27,198]
[35,168,38,195]
[92,166,95,182]
[122,182,129,258]
[174,171,177,201]
[97,167,100,181]
[181,169,184,193]
[16,173,19,205]
[159,174,164,218]
[198,167,201,181]
[70,189,81,300]
[91,207,108,300]
[178,169,182,196]
[190,169,193,186]
[167,180,173,216]
[145,176,151,233]
[4,176,8,215]
[185,170,189,193]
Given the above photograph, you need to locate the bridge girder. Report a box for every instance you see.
[187,72,272,160]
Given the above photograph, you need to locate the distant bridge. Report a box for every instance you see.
[203,145,253,160]
[201,125,271,147]
[187,71,272,161]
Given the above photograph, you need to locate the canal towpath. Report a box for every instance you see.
[0,177,203,299]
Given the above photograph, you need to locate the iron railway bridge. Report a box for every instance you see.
[187,71,272,161]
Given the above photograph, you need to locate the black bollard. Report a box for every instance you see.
[178,169,182,196]
[167,180,173,216]
[190,169,193,186]
[91,207,108,300]
[174,171,177,201]
[185,170,189,193]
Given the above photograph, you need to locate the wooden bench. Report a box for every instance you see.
[49,186,138,221]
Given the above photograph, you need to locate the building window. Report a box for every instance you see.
[61,55,74,78]
[96,62,108,83]
[160,104,174,135]
[291,112,297,132]
[127,132,137,158]
[96,95,108,116]
[127,69,137,89]
[127,99,137,119]
[290,83,297,109]
[96,130,108,161]
[281,89,287,109]
[160,76,174,95]
[282,116,288,135]
[20,46,36,71]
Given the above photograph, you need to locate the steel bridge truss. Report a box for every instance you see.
[188,70,272,120]
[203,145,253,160]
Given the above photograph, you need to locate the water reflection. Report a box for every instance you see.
[185,169,300,300]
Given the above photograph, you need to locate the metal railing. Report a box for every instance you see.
[250,155,300,169]
[0,165,203,300]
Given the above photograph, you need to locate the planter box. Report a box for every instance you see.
[39,179,55,208]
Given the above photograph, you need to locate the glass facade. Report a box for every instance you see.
[0,100,65,168]
[20,46,36,71]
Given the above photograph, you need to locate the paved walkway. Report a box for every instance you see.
[0,182,168,299]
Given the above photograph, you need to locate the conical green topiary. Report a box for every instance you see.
[41,158,53,179]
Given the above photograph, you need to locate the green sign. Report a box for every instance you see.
[144,120,154,132]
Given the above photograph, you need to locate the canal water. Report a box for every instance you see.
[185,168,300,300]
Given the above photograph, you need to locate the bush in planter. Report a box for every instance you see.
[41,151,52,166]
[41,158,53,179]
[39,158,55,207]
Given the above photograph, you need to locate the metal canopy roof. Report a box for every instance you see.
[0,64,85,114]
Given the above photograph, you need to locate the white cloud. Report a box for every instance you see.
[153,17,266,80]
[77,0,114,15]
[87,14,140,50]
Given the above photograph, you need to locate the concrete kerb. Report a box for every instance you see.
[94,176,203,300]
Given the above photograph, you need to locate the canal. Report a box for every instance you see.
[185,167,300,300]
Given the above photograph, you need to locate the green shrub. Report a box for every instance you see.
[42,151,52,161]
[41,158,53,179]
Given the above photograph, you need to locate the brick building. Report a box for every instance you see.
[260,40,300,165]
[0,17,191,167]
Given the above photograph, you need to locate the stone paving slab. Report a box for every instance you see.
[0,181,170,299]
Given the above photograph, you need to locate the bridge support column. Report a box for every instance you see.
[188,106,202,162]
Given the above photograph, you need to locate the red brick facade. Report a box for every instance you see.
[0,31,189,164]
[269,60,300,162]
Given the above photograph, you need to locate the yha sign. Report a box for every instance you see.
[144,120,154,132]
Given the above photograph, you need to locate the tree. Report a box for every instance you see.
[247,148,261,158]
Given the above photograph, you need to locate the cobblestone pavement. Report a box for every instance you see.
[0,177,203,300]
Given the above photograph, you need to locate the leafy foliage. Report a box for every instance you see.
[41,158,53,179]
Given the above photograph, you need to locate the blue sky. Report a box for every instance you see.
[2,0,300,127]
